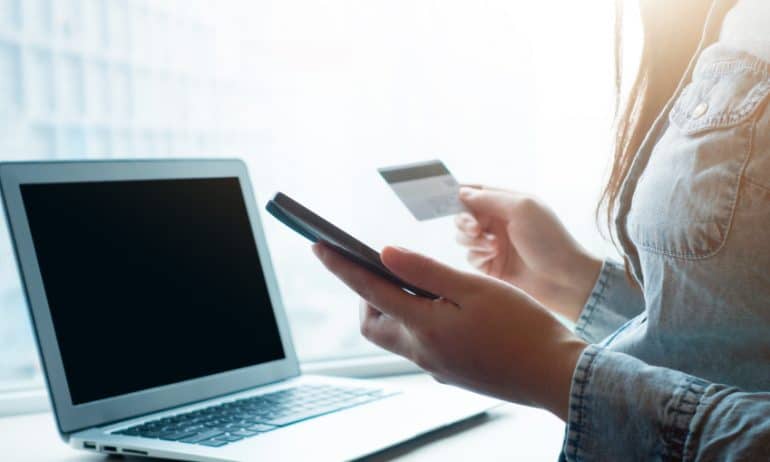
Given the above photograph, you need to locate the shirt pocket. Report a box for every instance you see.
[628,53,770,260]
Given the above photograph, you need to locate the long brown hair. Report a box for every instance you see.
[599,0,712,244]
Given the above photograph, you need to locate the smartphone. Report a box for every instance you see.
[266,192,439,299]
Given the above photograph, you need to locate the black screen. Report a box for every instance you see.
[20,177,286,405]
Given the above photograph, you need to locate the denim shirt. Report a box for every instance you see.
[561,0,770,460]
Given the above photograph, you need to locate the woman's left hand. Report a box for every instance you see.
[312,243,587,421]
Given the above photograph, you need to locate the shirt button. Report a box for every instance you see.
[691,101,708,119]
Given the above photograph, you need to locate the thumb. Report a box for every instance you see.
[459,186,517,221]
[381,246,478,303]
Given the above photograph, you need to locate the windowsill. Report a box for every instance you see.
[0,354,419,418]
[0,387,50,417]
[302,353,420,377]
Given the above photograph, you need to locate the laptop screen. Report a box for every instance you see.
[20,177,286,405]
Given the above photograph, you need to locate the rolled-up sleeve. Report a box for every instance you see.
[563,345,770,461]
[573,260,645,344]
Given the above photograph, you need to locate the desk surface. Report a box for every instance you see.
[0,375,565,462]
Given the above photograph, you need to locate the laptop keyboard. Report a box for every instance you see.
[114,384,397,447]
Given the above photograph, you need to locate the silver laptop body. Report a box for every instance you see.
[0,159,496,462]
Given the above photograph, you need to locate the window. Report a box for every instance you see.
[0,1,626,394]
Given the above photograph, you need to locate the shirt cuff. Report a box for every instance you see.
[574,260,645,344]
[563,345,710,461]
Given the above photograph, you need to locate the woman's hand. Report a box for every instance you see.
[313,243,588,421]
[456,186,602,322]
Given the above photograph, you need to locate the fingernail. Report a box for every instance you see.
[312,243,325,258]
[459,187,473,199]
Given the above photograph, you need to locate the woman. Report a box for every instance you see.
[314,0,770,459]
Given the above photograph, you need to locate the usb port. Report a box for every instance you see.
[83,442,96,450]
[102,446,117,452]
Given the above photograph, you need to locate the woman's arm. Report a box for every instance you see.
[565,345,770,461]
[313,244,769,461]
[573,260,646,344]
[313,243,588,419]
[455,187,646,333]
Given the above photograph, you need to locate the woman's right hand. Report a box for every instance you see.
[456,186,602,322]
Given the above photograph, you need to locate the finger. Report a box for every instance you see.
[358,300,412,357]
[460,183,516,194]
[459,183,484,189]
[467,249,497,269]
[455,231,497,252]
[459,184,522,198]
[459,184,511,193]
[454,213,481,236]
[313,243,430,325]
[459,187,524,220]
[381,246,480,304]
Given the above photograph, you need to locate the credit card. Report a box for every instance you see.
[378,159,465,221]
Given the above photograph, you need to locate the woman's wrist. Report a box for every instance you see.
[541,335,589,421]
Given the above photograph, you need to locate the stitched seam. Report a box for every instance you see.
[681,384,720,462]
[669,79,770,135]
[663,377,709,460]
[573,265,610,342]
[631,119,755,260]
[565,346,601,461]
[697,58,770,79]
[632,218,734,225]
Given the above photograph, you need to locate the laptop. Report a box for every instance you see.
[0,159,497,461]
